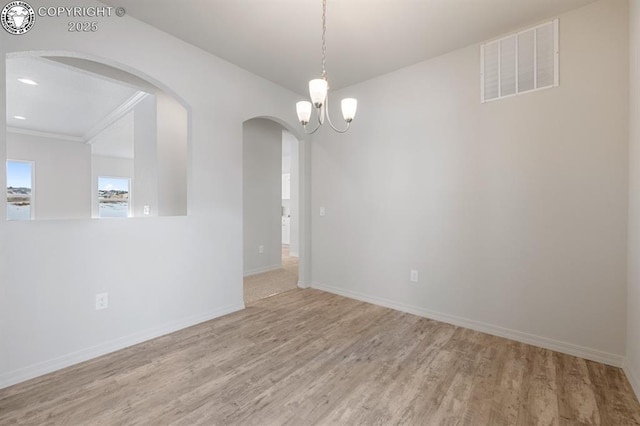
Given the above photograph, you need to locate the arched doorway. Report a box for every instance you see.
[242,117,308,305]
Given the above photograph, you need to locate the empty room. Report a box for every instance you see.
[1,0,640,424]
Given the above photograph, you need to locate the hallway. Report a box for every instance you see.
[243,246,298,305]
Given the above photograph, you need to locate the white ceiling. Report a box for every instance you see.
[6,56,141,139]
[100,0,597,95]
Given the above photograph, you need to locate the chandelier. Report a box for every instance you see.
[295,0,357,134]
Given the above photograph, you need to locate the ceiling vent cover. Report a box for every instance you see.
[481,19,558,103]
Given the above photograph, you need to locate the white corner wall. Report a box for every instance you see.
[156,92,187,216]
[7,132,91,219]
[243,118,283,275]
[626,0,640,399]
[132,94,158,218]
[311,0,629,365]
[0,0,303,388]
[287,131,300,257]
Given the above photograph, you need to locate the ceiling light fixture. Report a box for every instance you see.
[296,0,357,134]
[13,116,26,120]
[18,78,38,85]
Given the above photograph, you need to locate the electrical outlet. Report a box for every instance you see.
[95,292,109,310]
[259,245,264,254]
[410,270,418,283]
[143,205,150,215]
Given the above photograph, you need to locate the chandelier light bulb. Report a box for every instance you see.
[309,79,328,108]
[296,101,312,125]
[341,98,357,122]
[296,0,356,134]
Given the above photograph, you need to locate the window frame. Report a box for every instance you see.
[97,175,132,219]
[6,159,35,221]
[480,18,559,103]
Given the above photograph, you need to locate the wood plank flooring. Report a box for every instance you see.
[1,289,639,425]
[244,246,298,305]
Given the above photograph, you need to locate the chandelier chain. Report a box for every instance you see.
[321,0,327,80]
[295,0,356,134]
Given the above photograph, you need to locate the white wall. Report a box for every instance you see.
[90,110,134,160]
[284,131,300,257]
[243,118,283,275]
[626,0,640,399]
[7,132,91,219]
[157,92,187,216]
[0,0,304,388]
[132,94,158,218]
[311,0,629,365]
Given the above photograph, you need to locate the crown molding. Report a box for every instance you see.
[85,91,148,143]
[6,127,84,143]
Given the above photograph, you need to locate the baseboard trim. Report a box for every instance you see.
[312,282,624,367]
[623,359,640,400]
[297,280,311,289]
[0,302,244,390]
[243,264,282,277]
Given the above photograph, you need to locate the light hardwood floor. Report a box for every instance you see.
[1,289,639,425]
[243,246,298,305]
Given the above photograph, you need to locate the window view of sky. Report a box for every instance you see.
[98,177,129,192]
[6,161,32,188]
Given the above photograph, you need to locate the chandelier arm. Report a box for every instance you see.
[302,112,322,134]
[296,0,355,134]
[303,122,322,134]
[326,115,351,133]
[324,94,351,133]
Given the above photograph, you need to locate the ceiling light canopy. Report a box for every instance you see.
[296,0,357,134]
[18,78,38,85]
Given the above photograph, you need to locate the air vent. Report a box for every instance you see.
[481,19,558,103]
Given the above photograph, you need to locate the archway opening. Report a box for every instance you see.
[242,117,304,305]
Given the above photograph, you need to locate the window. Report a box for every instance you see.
[481,19,558,102]
[6,160,34,221]
[98,177,130,218]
